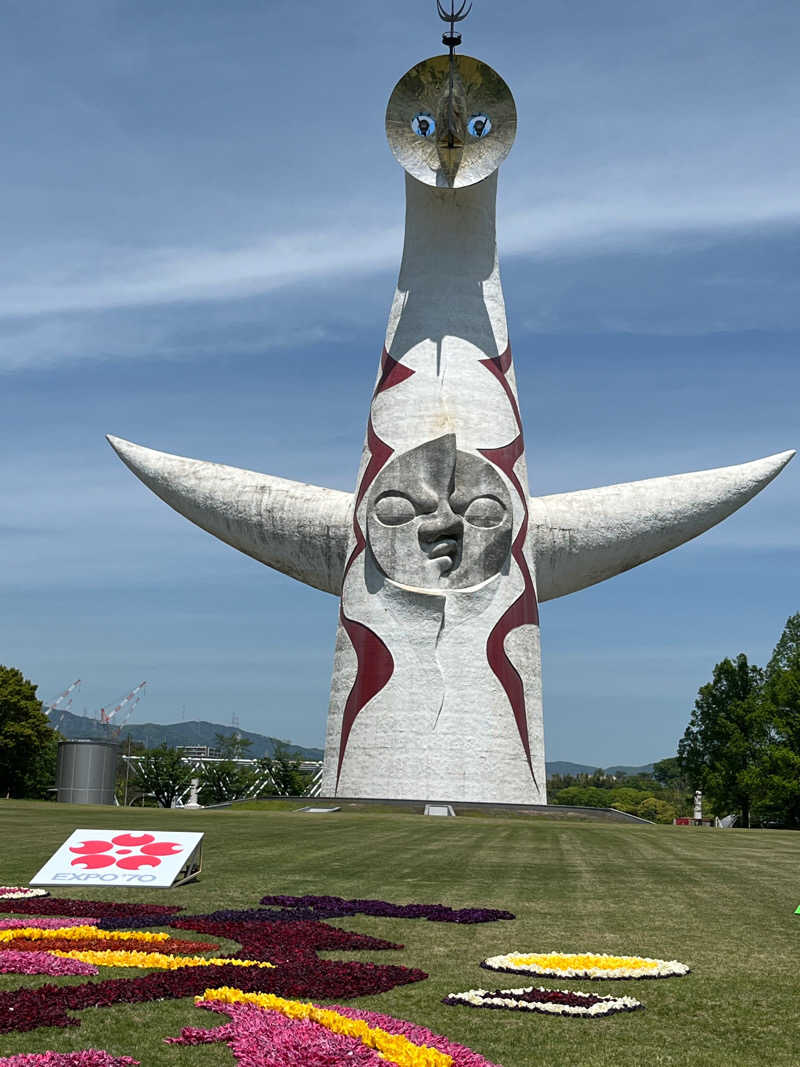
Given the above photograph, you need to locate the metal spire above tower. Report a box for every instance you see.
[437,0,471,52]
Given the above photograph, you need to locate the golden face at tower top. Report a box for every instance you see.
[385,54,517,188]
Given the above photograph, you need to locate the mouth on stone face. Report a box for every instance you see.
[427,538,460,572]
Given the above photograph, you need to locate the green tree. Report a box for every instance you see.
[258,742,312,797]
[678,654,768,827]
[608,786,651,814]
[130,744,194,808]
[636,797,677,824]
[214,733,253,760]
[198,760,257,805]
[552,785,609,808]
[652,757,688,790]
[765,612,800,678]
[0,666,59,798]
[757,614,800,826]
[193,733,258,804]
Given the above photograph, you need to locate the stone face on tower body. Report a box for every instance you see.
[107,44,793,807]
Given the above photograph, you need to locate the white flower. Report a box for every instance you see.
[443,984,643,1017]
[0,887,49,900]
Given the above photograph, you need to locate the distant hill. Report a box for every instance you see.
[545,761,597,777]
[606,763,656,777]
[54,710,658,773]
[54,709,323,761]
[546,760,657,778]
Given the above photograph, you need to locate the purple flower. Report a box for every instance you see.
[258,894,514,924]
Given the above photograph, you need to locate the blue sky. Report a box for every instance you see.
[2,0,798,766]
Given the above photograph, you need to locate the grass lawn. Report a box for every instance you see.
[0,799,797,1066]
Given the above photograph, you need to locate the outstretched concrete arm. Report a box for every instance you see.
[107,435,351,595]
[529,450,794,601]
[109,435,792,602]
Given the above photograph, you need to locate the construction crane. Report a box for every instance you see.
[44,679,81,717]
[97,681,147,733]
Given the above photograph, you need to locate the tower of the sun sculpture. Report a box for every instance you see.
[109,4,793,804]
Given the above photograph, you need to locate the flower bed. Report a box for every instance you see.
[0,959,428,1035]
[481,951,689,980]
[165,989,503,1066]
[171,917,403,963]
[0,888,49,901]
[443,985,643,1017]
[0,889,515,1053]
[0,1052,139,1066]
[0,898,181,925]
[259,894,515,925]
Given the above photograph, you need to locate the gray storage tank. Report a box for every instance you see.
[56,739,119,805]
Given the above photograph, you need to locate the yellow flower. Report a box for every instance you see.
[508,953,658,971]
[199,988,453,1067]
[483,949,689,979]
[0,926,169,944]
[51,950,274,971]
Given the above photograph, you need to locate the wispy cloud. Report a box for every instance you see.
[0,226,401,321]
[502,192,800,259]
[2,190,799,340]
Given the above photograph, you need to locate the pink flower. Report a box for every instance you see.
[0,951,98,977]
[167,998,502,1067]
[168,1004,388,1065]
[0,1051,138,1066]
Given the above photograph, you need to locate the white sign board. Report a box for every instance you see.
[30,829,203,889]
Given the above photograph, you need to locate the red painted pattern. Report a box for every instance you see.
[375,347,415,396]
[335,350,415,787]
[478,345,540,784]
[480,346,522,432]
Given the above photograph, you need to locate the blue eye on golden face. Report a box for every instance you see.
[467,114,491,138]
[411,112,436,138]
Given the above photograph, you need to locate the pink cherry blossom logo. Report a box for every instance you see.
[69,833,183,870]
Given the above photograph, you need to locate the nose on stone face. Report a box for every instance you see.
[418,504,464,549]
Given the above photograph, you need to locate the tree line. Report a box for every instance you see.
[0,665,311,805]
[547,763,689,822]
[121,733,312,806]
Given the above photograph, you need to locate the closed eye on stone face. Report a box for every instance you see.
[373,492,417,526]
[462,495,506,528]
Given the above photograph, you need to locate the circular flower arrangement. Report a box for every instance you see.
[0,887,48,900]
[443,985,643,1017]
[481,951,690,980]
